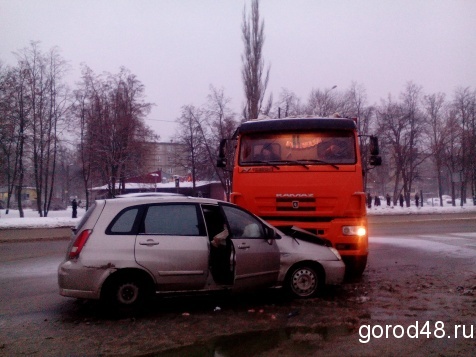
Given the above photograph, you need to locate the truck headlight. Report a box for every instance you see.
[342,226,366,237]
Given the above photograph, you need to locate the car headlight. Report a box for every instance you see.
[342,226,366,236]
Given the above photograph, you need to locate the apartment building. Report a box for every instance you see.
[142,141,189,182]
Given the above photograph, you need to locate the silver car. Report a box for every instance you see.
[58,196,345,309]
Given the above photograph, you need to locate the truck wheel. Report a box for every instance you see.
[287,264,321,298]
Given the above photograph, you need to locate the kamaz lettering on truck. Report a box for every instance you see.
[218,117,381,276]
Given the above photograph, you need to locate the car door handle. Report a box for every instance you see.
[139,239,160,246]
[238,244,251,250]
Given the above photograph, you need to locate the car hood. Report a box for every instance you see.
[276,226,341,261]
[278,226,332,246]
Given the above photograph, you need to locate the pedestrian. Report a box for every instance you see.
[367,192,372,208]
[399,193,404,208]
[374,195,381,207]
[386,193,391,206]
[72,198,78,218]
[415,193,420,207]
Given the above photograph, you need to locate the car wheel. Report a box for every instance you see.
[287,265,320,298]
[116,281,141,305]
[104,274,150,310]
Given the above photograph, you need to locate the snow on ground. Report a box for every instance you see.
[0,207,86,229]
[1,200,475,229]
[368,202,476,215]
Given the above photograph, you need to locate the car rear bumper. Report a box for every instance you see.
[58,260,108,300]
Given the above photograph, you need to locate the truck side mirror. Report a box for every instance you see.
[369,155,382,166]
[370,136,379,156]
[217,139,227,168]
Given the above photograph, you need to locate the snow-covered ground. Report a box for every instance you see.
[368,201,476,215]
[0,207,86,229]
[1,200,475,229]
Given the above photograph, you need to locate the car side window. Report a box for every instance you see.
[221,205,265,239]
[202,205,227,240]
[107,207,140,234]
[142,204,204,236]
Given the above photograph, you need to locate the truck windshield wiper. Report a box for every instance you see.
[294,160,339,170]
[246,160,281,169]
[282,160,310,169]
[245,159,339,170]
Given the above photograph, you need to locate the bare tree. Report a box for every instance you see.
[344,83,377,192]
[241,0,271,120]
[73,66,154,199]
[72,66,96,209]
[305,85,355,118]
[205,86,238,199]
[0,63,24,214]
[14,43,70,217]
[398,82,428,206]
[423,92,449,206]
[1,56,32,217]
[452,87,475,205]
[377,83,429,206]
[274,88,304,118]
[377,95,405,204]
[443,108,463,206]
[174,105,209,193]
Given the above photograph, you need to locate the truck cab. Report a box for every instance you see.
[218,117,381,276]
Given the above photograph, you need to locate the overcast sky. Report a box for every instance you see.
[1,0,475,141]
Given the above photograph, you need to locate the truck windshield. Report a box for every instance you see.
[239,131,356,166]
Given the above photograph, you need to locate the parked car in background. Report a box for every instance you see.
[58,196,345,310]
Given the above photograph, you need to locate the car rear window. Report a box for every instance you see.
[104,205,142,235]
[142,204,204,236]
[109,207,140,234]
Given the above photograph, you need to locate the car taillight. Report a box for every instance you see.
[69,230,92,259]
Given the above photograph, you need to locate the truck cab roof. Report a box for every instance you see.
[238,117,357,135]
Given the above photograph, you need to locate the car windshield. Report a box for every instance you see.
[239,131,356,166]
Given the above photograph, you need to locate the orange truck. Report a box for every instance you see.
[218,117,381,276]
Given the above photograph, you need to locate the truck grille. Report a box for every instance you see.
[276,197,316,212]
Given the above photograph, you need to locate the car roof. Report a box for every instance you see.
[98,195,222,207]
[116,192,184,198]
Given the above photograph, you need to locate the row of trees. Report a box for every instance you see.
[0,42,154,216]
[0,43,69,217]
[376,84,476,206]
[1,0,474,217]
